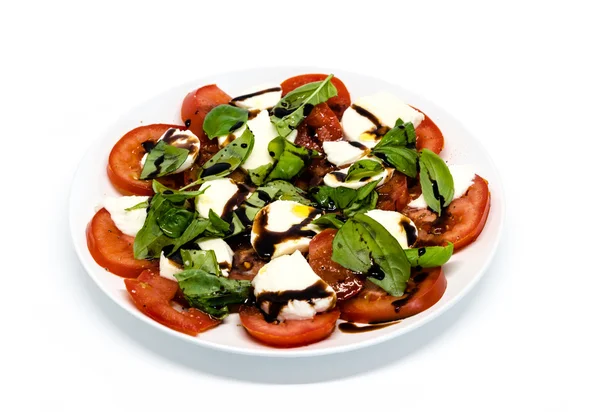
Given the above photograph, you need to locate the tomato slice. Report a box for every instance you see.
[124,270,220,336]
[239,305,340,348]
[294,103,343,151]
[308,229,364,301]
[281,74,351,120]
[86,208,158,278]
[107,124,183,196]
[376,173,410,211]
[405,175,491,251]
[415,109,444,154]
[338,267,446,324]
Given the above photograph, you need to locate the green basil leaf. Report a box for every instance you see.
[271,74,338,137]
[266,150,305,181]
[248,163,273,186]
[152,180,208,202]
[180,249,220,274]
[181,128,255,190]
[207,209,231,235]
[157,208,194,238]
[133,195,175,259]
[419,149,454,214]
[374,119,416,149]
[404,243,454,268]
[140,140,189,180]
[167,218,210,256]
[332,213,411,296]
[175,269,252,319]
[372,147,418,178]
[310,179,379,217]
[312,214,345,229]
[264,180,313,205]
[345,159,384,182]
[203,105,249,139]
[125,200,148,211]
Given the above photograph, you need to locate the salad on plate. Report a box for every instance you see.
[86,73,491,348]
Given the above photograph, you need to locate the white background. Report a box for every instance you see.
[1,0,598,411]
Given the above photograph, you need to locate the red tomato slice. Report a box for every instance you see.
[86,208,158,278]
[405,175,491,251]
[338,267,447,324]
[281,74,351,120]
[294,103,343,151]
[376,173,410,211]
[308,229,364,301]
[415,109,444,154]
[125,270,220,336]
[239,305,340,348]
[107,124,183,196]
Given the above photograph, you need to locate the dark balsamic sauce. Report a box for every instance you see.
[348,141,368,150]
[230,87,282,103]
[331,171,347,182]
[402,221,418,246]
[367,263,386,280]
[184,119,191,128]
[418,247,426,257]
[229,121,244,132]
[351,104,390,138]
[257,280,333,323]
[201,162,230,178]
[162,129,199,152]
[141,140,156,153]
[273,106,295,118]
[338,321,400,334]
[222,184,252,217]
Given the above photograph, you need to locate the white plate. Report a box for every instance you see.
[69,67,504,357]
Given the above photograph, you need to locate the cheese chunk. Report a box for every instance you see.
[365,209,418,249]
[102,196,149,237]
[196,238,234,277]
[195,178,240,218]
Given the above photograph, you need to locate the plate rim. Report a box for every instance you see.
[69,65,506,357]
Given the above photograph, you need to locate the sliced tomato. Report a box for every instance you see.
[308,229,364,301]
[415,109,444,154]
[338,267,446,324]
[405,175,491,251]
[239,305,340,348]
[281,74,351,119]
[293,157,335,191]
[376,173,410,211]
[124,270,220,336]
[86,208,158,278]
[294,103,343,151]
[107,124,183,196]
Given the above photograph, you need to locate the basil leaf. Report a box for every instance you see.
[180,249,220,274]
[310,179,379,216]
[372,147,418,178]
[374,119,416,149]
[345,159,384,182]
[404,243,454,268]
[271,74,338,137]
[248,163,273,186]
[332,214,411,296]
[140,140,189,180]
[152,180,207,202]
[181,128,255,190]
[312,214,344,229]
[266,150,305,181]
[175,269,252,319]
[264,180,313,205]
[157,208,194,238]
[262,136,317,183]
[419,149,454,214]
[167,218,210,256]
[125,200,148,211]
[203,105,249,139]
[207,209,230,235]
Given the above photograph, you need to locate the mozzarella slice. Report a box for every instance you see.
[252,250,336,321]
[251,200,321,259]
[365,209,418,249]
[341,92,425,148]
[232,110,278,170]
[323,158,393,189]
[322,140,369,167]
[196,238,234,277]
[195,178,240,218]
[159,252,183,281]
[140,128,200,174]
[408,164,476,209]
[231,84,282,111]
[102,196,149,237]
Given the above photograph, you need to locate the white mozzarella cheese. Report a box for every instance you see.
[196,238,234,277]
[365,209,418,249]
[240,110,279,170]
[195,178,240,218]
[341,92,425,148]
[323,158,393,189]
[102,196,149,237]
[159,252,183,281]
[252,251,336,321]
[251,200,321,259]
[408,164,476,209]
[140,128,200,174]
[322,140,369,167]
[231,84,282,111]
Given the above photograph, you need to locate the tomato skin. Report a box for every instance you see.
[125,270,220,336]
[415,109,444,154]
[239,305,340,348]
[376,173,410,211]
[281,74,351,119]
[86,208,158,278]
[308,229,364,301]
[294,103,343,151]
[405,175,491,251]
[338,267,447,324]
[107,124,183,196]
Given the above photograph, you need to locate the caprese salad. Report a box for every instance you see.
[86,73,491,348]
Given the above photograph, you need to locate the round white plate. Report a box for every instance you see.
[69,67,504,357]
